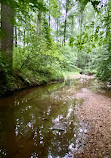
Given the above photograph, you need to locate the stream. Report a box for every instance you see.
[0,76,111,158]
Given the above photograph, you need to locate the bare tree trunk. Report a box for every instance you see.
[71,16,74,36]
[23,29,25,47]
[49,13,50,27]
[37,11,41,35]
[80,9,83,33]
[47,0,50,27]
[63,0,68,46]
[56,18,59,44]
[15,26,17,47]
[77,8,83,68]
[63,18,67,46]
[1,3,14,69]
[79,9,83,51]
[48,1,50,27]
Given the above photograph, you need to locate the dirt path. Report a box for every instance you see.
[71,75,111,158]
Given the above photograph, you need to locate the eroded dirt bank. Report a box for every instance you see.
[72,75,111,158]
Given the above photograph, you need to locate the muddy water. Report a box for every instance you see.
[0,78,110,158]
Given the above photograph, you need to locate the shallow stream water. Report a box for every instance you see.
[0,78,110,158]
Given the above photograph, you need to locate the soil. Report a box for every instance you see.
[71,75,111,158]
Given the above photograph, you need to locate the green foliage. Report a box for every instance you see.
[96,46,111,81]
[0,0,111,96]
[0,52,15,95]
[69,37,74,47]
[42,16,53,48]
[76,0,101,11]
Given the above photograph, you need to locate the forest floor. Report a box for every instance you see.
[70,74,111,158]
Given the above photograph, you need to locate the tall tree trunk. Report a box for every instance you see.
[80,9,83,33]
[15,26,17,47]
[71,16,74,36]
[48,1,50,27]
[1,3,14,70]
[63,0,68,46]
[79,8,83,52]
[37,0,44,36]
[47,0,50,27]
[49,13,50,27]
[56,18,59,44]
[77,8,83,68]
[23,29,25,47]
[63,18,67,46]
[37,11,41,35]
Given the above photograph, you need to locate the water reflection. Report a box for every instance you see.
[0,99,17,158]
[0,80,85,158]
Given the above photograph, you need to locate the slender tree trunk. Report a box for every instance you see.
[1,3,14,69]
[37,11,41,35]
[48,1,50,28]
[37,0,44,36]
[64,18,67,46]
[49,13,50,27]
[47,0,50,27]
[63,0,68,46]
[80,9,83,33]
[23,29,25,47]
[15,26,17,47]
[79,9,83,52]
[71,16,74,36]
[77,8,83,68]
[56,18,59,44]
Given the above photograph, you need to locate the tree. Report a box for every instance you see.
[63,0,74,45]
[1,2,14,70]
[96,0,111,81]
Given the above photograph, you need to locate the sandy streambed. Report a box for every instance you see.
[73,81,111,158]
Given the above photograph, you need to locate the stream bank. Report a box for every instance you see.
[0,72,64,97]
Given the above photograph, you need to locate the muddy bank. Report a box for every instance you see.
[73,79,111,158]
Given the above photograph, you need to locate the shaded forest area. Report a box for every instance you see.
[0,0,111,96]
